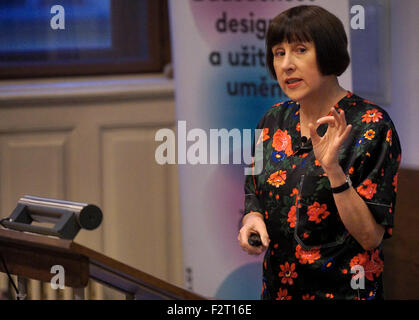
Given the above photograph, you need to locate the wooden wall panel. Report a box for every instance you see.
[101,127,172,280]
[0,76,182,299]
[384,168,419,299]
[0,131,69,219]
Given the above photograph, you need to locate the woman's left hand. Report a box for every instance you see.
[308,108,352,172]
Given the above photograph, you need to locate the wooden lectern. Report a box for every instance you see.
[0,228,205,300]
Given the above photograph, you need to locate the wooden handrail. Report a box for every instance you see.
[0,228,206,300]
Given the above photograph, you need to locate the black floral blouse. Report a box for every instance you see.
[244,91,401,300]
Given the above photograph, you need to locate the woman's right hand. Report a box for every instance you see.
[238,212,270,255]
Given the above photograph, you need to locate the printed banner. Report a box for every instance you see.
[168,0,352,299]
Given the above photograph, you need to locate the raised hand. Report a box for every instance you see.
[308,108,352,172]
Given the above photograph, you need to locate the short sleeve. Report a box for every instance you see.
[352,120,402,239]
[243,115,266,217]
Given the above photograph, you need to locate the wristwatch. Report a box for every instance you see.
[331,175,352,194]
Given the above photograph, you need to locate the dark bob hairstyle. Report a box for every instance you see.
[266,5,350,78]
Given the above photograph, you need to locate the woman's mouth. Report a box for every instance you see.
[285,78,303,89]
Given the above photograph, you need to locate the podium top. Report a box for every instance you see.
[0,228,206,300]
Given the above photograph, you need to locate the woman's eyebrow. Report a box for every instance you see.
[272,44,283,51]
[272,43,304,52]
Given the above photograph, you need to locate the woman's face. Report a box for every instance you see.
[272,41,326,102]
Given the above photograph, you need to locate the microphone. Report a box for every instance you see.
[1,195,103,240]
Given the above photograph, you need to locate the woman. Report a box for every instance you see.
[238,5,401,300]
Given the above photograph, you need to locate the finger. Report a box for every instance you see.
[338,124,352,143]
[238,227,249,245]
[243,242,264,255]
[339,109,346,124]
[316,116,336,127]
[331,108,343,129]
[308,122,321,144]
[260,232,270,248]
[239,226,253,244]
[338,109,348,135]
[238,227,261,252]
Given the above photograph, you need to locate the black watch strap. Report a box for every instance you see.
[331,175,352,194]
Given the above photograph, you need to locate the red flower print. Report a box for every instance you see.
[350,251,369,268]
[392,173,398,192]
[276,288,292,300]
[302,294,315,300]
[290,188,299,197]
[364,129,375,140]
[296,122,301,132]
[356,179,377,200]
[307,202,330,224]
[287,206,296,228]
[325,293,334,299]
[272,129,293,156]
[349,167,355,175]
[278,262,298,285]
[367,250,384,279]
[295,245,321,264]
[267,170,287,188]
[290,188,301,208]
[361,108,383,123]
[386,129,393,146]
[256,128,270,145]
[272,101,285,108]
[347,91,354,98]
[350,250,383,281]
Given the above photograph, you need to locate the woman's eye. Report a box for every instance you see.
[274,51,285,57]
[297,47,307,53]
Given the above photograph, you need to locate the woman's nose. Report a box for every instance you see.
[281,53,296,72]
